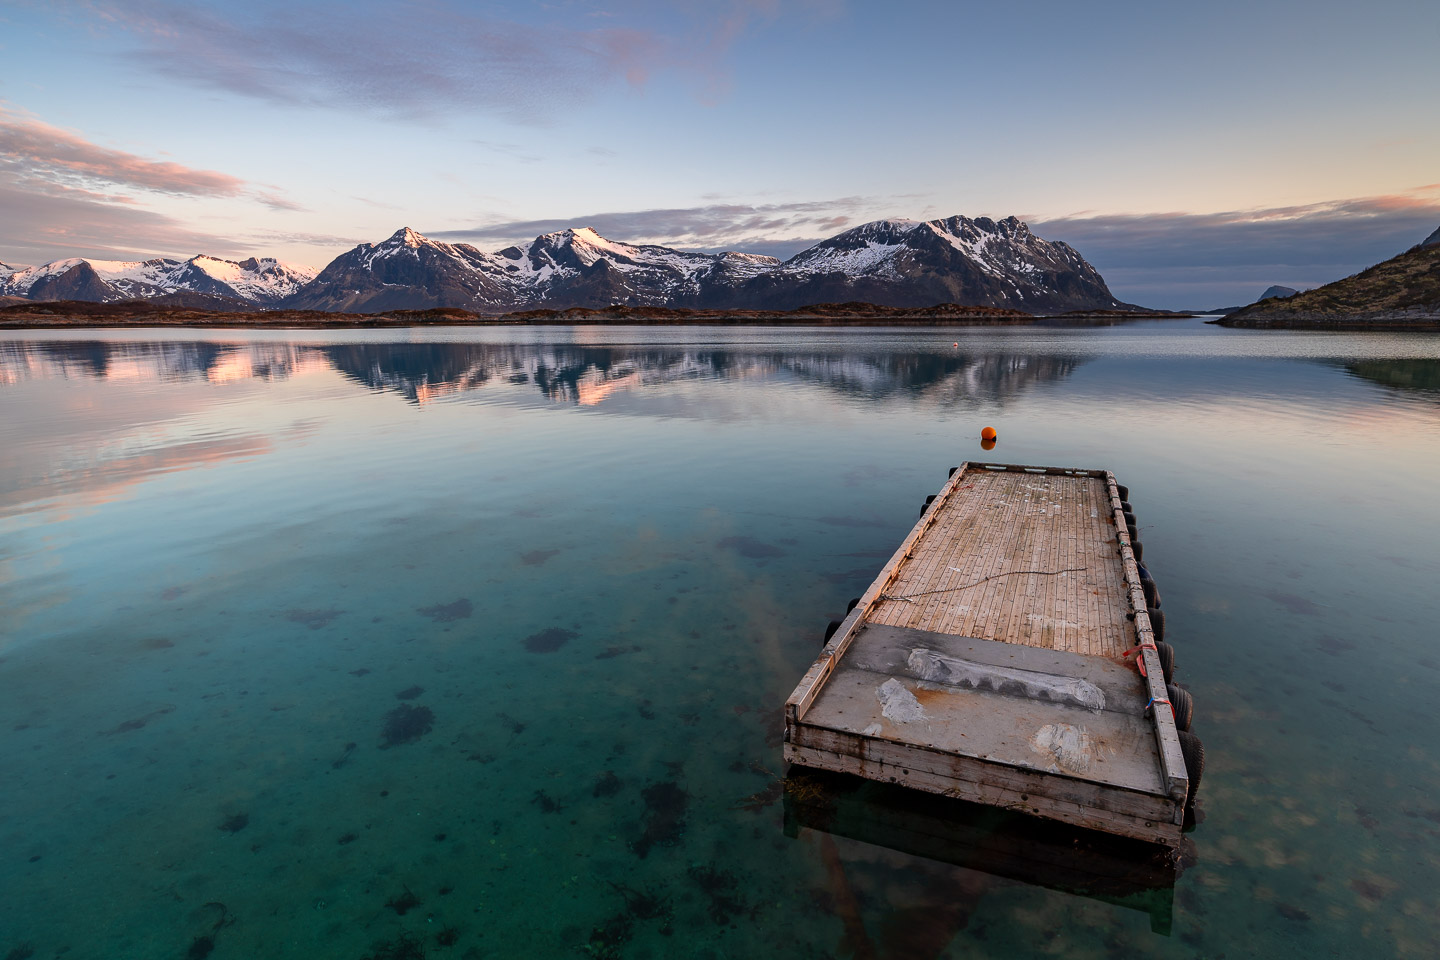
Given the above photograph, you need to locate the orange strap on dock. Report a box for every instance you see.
[1121,641,1157,676]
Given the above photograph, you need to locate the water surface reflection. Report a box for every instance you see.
[2,323,1440,959]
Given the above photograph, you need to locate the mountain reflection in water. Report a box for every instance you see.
[0,339,1084,407]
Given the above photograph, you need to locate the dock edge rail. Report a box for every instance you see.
[784,461,1189,814]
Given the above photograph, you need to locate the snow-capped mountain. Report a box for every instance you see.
[286,217,1126,313]
[2,216,1132,313]
[280,227,514,312]
[0,255,316,306]
[720,216,1122,312]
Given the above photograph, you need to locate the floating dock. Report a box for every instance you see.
[784,462,1198,845]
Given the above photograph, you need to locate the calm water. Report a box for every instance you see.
[2,319,1439,959]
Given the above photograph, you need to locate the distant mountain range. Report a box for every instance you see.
[0,255,314,306]
[0,216,1139,315]
[1216,226,1440,327]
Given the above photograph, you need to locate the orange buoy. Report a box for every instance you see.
[980,426,997,441]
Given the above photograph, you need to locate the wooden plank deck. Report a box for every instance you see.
[867,469,1130,657]
[784,462,1190,845]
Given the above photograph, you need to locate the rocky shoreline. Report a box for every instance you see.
[0,299,1185,329]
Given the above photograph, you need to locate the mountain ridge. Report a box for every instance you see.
[1,215,1141,315]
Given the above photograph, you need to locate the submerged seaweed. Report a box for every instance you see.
[331,742,358,769]
[522,627,576,653]
[381,704,435,748]
[688,864,750,925]
[632,780,688,858]
[186,902,234,960]
[417,599,472,623]
[385,886,422,916]
[361,933,427,960]
[584,914,633,960]
[531,790,564,813]
[285,608,342,630]
[218,813,249,833]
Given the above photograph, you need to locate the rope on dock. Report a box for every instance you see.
[878,567,1088,604]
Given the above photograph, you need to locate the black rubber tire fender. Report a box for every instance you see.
[1146,606,1165,643]
[1154,640,1175,684]
[1166,683,1194,732]
[1177,730,1205,805]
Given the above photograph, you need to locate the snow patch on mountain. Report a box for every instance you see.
[187,256,317,301]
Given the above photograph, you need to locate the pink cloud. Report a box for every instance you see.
[0,104,245,196]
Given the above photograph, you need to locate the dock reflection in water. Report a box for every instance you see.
[783,769,1182,940]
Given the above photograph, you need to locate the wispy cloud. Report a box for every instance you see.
[0,103,244,197]
[433,197,880,256]
[69,0,792,122]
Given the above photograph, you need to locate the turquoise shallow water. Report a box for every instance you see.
[2,319,1440,959]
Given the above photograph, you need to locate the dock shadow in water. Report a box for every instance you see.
[784,768,1181,940]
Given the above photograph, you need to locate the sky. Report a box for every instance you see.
[1,0,1437,309]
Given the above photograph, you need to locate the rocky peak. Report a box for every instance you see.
[386,227,427,247]
[1258,285,1299,300]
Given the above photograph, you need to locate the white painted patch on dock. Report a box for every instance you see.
[1030,723,1094,773]
[907,648,1106,712]
[876,678,925,724]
